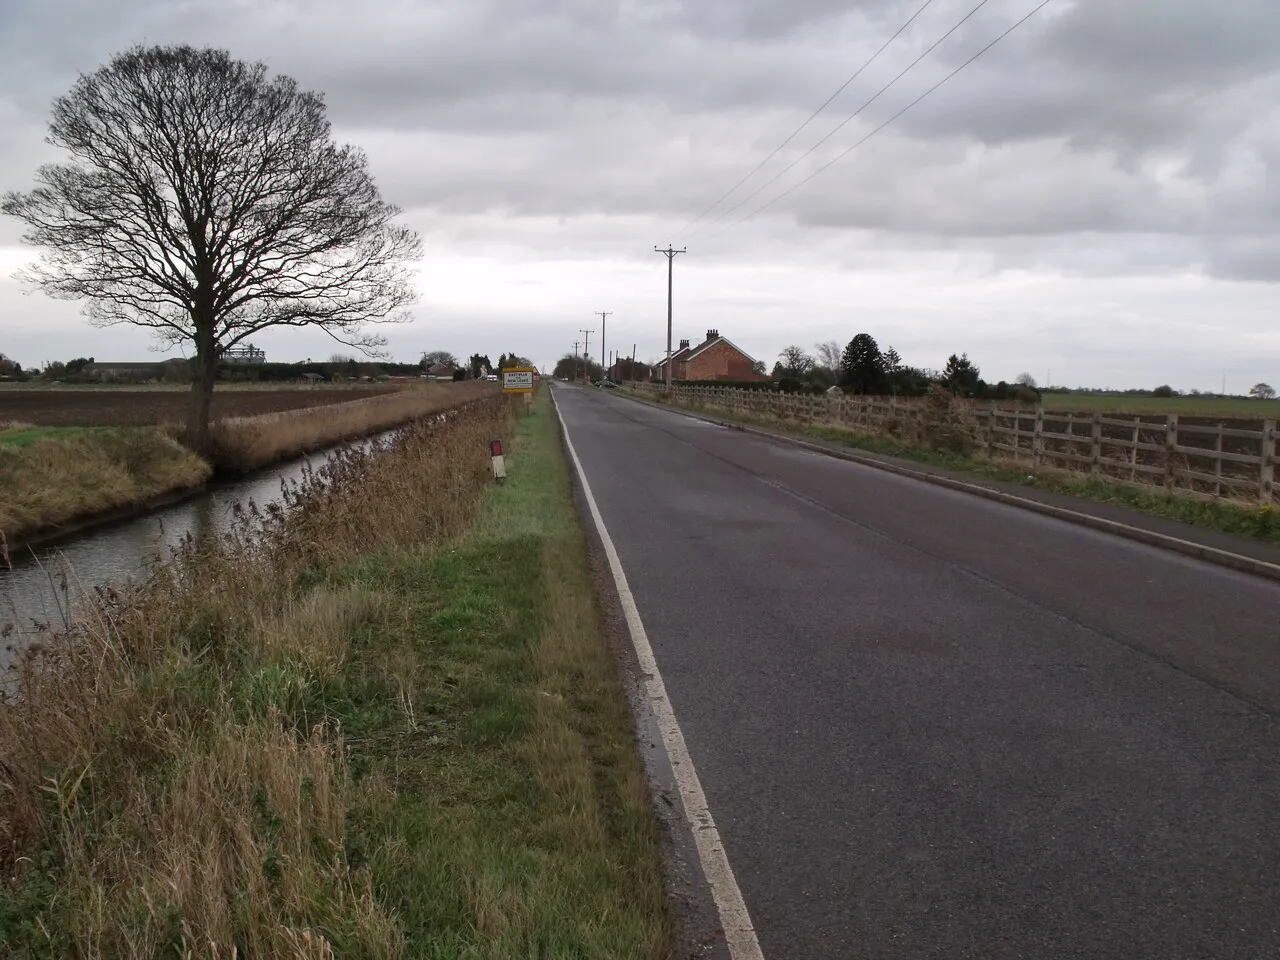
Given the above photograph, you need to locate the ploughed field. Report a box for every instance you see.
[0,386,397,427]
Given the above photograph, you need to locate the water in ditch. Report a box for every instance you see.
[0,431,397,667]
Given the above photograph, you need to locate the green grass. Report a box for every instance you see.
[0,425,99,447]
[317,398,669,957]
[1041,393,1280,418]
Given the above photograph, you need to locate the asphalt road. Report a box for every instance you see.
[553,385,1280,960]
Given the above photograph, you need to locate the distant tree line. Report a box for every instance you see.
[2,348,545,385]
[768,334,1042,403]
[550,353,653,383]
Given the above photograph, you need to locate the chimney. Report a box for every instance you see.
[679,339,690,349]
[706,328,719,341]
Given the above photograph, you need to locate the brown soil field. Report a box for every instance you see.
[0,386,397,427]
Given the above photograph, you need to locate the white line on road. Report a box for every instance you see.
[552,387,765,960]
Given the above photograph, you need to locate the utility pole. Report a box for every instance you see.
[631,343,636,383]
[573,340,580,383]
[580,328,594,382]
[596,311,612,379]
[655,246,686,388]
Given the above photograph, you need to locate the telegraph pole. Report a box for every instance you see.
[655,246,686,387]
[572,340,581,382]
[580,328,594,382]
[596,311,612,380]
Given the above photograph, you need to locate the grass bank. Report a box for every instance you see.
[0,390,670,957]
[643,392,1280,545]
[209,381,496,471]
[0,424,211,548]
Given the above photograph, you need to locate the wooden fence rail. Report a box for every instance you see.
[631,383,1279,505]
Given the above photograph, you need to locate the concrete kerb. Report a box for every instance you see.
[619,391,1280,585]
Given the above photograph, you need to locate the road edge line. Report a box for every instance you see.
[616,391,1280,584]
[551,386,765,960]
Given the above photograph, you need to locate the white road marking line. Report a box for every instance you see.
[552,387,765,960]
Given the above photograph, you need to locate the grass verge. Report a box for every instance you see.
[646,393,1280,545]
[0,390,670,958]
[0,426,211,545]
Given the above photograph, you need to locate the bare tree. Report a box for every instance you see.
[1015,372,1038,389]
[421,350,460,368]
[2,45,422,449]
[814,340,842,372]
[778,345,815,376]
[1250,382,1276,400]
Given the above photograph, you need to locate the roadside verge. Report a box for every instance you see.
[0,390,671,956]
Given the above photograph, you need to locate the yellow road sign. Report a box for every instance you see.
[502,368,535,393]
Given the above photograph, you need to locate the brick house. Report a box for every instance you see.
[653,329,765,382]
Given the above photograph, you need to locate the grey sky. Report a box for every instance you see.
[1,0,1277,390]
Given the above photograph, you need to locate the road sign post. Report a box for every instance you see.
[502,367,535,411]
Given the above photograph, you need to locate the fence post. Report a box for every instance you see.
[1013,406,1022,460]
[1091,413,1102,476]
[1129,418,1140,481]
[1164,415,1178,493]
[1033,405,1044,473]
[1214,424,1224,499]
[986,402,996,459]
[1262,420,1276,504]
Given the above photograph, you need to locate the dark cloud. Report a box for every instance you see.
[1,0,1278,384]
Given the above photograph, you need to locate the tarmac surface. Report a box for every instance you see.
[555,384,1280,960]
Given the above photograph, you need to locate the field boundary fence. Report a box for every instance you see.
[630,383,1278,505]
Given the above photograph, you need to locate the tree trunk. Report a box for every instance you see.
[186,329,218,452]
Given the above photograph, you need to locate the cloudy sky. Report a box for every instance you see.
[2,0,1278,391]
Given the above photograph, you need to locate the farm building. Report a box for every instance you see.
[651,329,766,382]
[224,344,266,364]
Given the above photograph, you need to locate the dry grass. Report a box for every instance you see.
[0,384,497,546]
[0,395,509,955]
[0,428,211,544]
[209,381,496,471]
[0,391,669,956]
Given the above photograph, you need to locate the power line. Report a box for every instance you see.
[703,0,1056,242]
[686,0,996,242]
[672,0,939,241]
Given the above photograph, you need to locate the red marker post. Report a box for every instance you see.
[490,438,506,482]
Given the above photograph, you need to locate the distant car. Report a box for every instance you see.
[597,379,619,389]
[484,374,498,381]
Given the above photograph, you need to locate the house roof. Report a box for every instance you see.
[682,335,758,365]
[655,345,693,369]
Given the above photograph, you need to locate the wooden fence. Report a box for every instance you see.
[632,383,1278,505]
